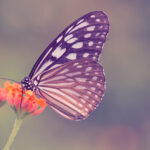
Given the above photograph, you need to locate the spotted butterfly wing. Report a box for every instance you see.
[29,11,109,80]
[22,11,109,120]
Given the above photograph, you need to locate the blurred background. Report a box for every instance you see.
[0,0,150,150]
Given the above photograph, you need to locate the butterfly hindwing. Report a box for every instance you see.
[29,11,109,80]
[34,58,105,120]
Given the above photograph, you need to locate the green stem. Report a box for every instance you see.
[3,119,23,150]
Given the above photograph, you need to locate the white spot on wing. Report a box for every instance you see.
[98,41,102,44]
[84,33,91,38]
[96,18,101,22]
[67,37,78,44]
[86,67,92,72]
[73,62,79,66]
[88,41,94,46]
[87,26,95,31]
[64,34,73,41]
[95,52,98,55]
[97,83,101,87]
[99,25,103,30]
[96,33,100,37]
[76,65,82,68]
[96,45,101,49]
[83,53,89,58]
[92,56,97,60]
[72,42,83,49]
[95,72,99,75]
[100,34,105,39]
[52,47,66,58]
[92,76,98,80]
[66,53,77,60]
[91,15,96,18]
[71,22,89,32]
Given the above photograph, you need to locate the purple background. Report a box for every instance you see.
[0,0,150,150]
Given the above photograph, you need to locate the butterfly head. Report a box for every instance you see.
[21,76,34,91]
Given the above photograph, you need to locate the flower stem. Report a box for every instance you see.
[3,119,23,150]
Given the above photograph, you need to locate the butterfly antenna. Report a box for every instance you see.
[0,77,20,83]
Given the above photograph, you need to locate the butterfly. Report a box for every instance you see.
[21,11,109,121]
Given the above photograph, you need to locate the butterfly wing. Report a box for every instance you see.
[29,11,109,80]
[28,11,109,120]
[35,58,105,120]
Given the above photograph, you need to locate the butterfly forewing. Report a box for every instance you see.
[35,58,106,120]
[29,11,109,80]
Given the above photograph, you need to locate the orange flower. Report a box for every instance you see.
[0,86,7,107]
[4,81,47,119]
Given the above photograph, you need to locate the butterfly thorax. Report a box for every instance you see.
[21,77,35,91]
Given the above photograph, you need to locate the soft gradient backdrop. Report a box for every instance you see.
[0,0,150,150]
